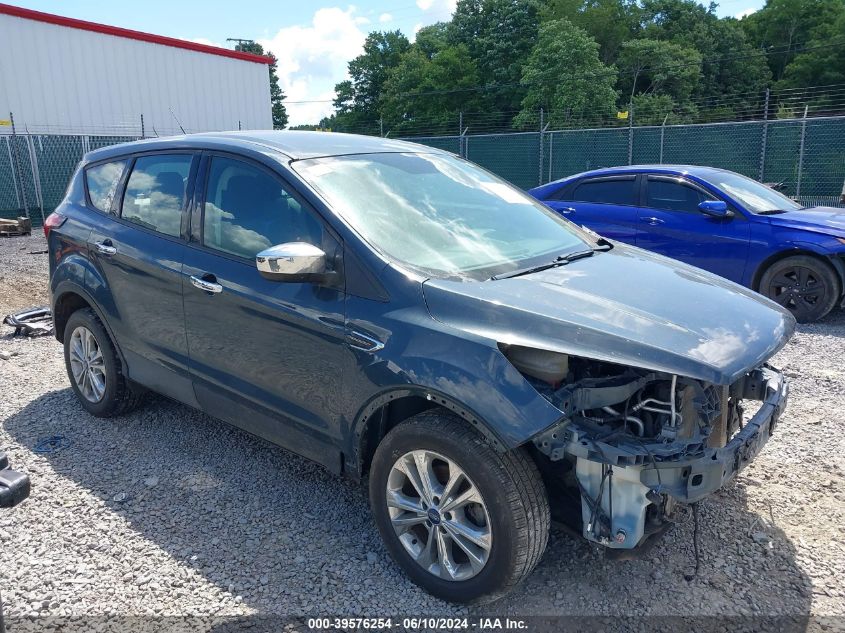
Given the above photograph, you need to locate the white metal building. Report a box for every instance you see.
[0,3,273,136]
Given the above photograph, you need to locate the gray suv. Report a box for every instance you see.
[46,131,793,602]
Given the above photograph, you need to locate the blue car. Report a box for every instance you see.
[530,165,845,322]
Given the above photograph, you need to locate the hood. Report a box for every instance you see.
[423,244,795,385]
[766,206,845,239]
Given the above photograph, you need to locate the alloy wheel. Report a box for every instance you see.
[766,265,829,321]
[386,449,492,581]
[69,326,106,402]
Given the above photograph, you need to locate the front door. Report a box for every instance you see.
[87,152,197,404]
[636,175,751,282]
[182,154,347,470]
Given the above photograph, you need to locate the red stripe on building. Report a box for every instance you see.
[0,3,272,64]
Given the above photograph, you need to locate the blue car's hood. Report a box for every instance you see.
[765,206,845,238]
[423,243,795,385]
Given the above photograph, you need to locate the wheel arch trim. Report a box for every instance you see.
[350,387,507,478]
[52,280,128,372]
[751,246,845,296]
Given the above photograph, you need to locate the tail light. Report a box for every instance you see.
[43,212,67,239]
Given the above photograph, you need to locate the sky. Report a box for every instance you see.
[15,0,766,126]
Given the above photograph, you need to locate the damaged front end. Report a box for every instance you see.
[502,346,789,551]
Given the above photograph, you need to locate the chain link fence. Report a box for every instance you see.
[1,131,141,226]
[2,114,844,228]
[402,114,845,206]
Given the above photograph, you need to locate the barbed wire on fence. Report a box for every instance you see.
[2,86,844,227]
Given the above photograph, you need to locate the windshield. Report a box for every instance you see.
[293,152,591,279]
[708,170,802,214]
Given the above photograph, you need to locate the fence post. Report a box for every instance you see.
[459,112,464,158]
[25,134,46,224]
[795,105,809,199]
[141,114,145,139]
[548,132,554,183]
[758,88,770,181]
[8,112,30,220]
[659,114,668,164]
[379,118,384,137]
[627,104,634,165]
[4,136,22,212]
[538,108,544,186]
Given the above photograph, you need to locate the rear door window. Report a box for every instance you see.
[646,178,714,213]
[572,178,637,206]
[121,154,193,237]
[85,160,127,212]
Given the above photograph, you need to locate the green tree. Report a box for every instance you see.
[778,6,845,87]
[449,0,542,113]
[741,0,844,81]
[617,39,702,109]
[514,19,618,128]
[542,0,642,64]
[333,30,411,124]
[235,41,288,129]
[638,0,770,108]
[382,44,484,133]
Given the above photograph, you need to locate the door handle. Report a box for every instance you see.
[559,207,576,215]
[190,275,223,294]
[94,240,117,256]
[642,216,665,225]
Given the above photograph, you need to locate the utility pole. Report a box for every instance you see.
[226,38,255,48]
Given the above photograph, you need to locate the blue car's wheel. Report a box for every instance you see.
[760,256,840,323]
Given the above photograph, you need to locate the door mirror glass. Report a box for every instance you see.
[256,242,328,282]
[698,200,731,218]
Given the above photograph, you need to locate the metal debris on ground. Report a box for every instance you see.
[0,217,32,237]
[33,436,72,455]
[3,306,54,337]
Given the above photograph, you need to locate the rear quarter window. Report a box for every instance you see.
[121,154,193,238]
[85,160,127,212]
[572,178,637,205]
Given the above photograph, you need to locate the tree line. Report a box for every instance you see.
[294,0,845,134]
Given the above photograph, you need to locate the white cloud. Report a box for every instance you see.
[187,37,226,48]
[416,0,457,21]
[258,7,369,126]
[257,1,458,127]
[735,7,757,19]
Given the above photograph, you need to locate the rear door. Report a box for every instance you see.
[182,152,347,470]
[86,151,198,404]
[545,175,640,244]
[636,175,751,282]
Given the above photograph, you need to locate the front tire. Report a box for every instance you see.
[369,409,549,603]
[759,255,840,322]
[63,308,144,417]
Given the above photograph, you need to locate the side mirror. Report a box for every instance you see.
[698,200,732,218]
[256,242,331,283]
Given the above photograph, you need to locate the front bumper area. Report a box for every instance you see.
[533,365,788,549]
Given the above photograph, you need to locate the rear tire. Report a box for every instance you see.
[759,255,840,322]
[369,409,549,603]
[63,308,144,417]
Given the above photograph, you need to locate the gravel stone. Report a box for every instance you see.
[1,233,843,618]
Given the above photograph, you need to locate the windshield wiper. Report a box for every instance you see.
[489,249,596,281]
[756,209,789,215]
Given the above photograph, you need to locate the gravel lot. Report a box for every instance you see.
[1,233,844,627]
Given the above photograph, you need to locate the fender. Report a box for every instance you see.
[51,279,128,372]
[747,239,845,295]
[348,342,567,463]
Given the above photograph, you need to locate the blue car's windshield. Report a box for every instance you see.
[293,152,592,279]
[708,171,802,214]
